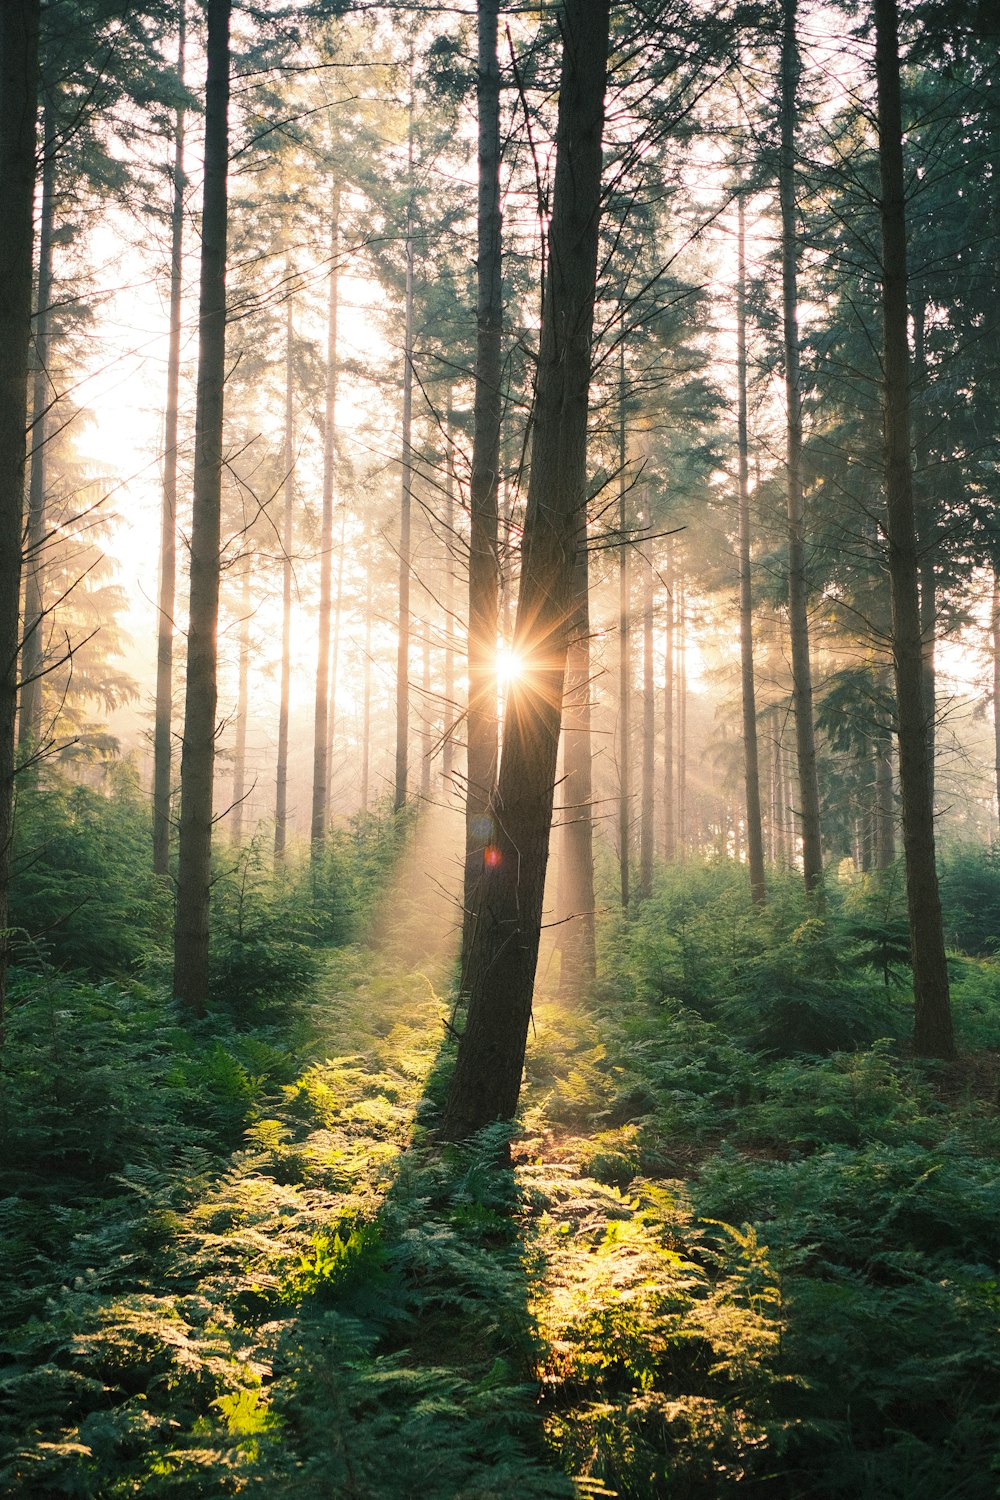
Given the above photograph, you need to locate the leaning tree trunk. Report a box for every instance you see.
[780,0,824,896]
[0,0,41,1043]
[19,90,56,754]
[274,289,295,865]
[875,0,953,1057]
[153,2,186,876]
[737,187,767,905]
[311,179,340,856]
[172,0,231,1017]
[462,0,503,962]
[441,0,610,1139]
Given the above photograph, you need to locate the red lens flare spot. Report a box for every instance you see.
[484,845,503,869]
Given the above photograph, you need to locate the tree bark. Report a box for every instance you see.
[442,0,610,1138]
[638,514,655,899]
[311,179,340,854]
[462,0,503,959]
[274,288,295,864]
[442,390,456,786]
[737,188,767,905]
[780,0,824,896]
[875,0,953,1057]
[0,0,41,1042]
[153,2,186,876]
[19,90,55,754]
[172,0,231,1016]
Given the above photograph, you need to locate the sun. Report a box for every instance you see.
[496,640,524,689]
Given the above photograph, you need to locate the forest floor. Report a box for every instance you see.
[3,807,1000,1497]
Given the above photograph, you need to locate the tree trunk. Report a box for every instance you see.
[172,0,231,1017]
[441,0,610,1139]
[327,501,346,810]
[617,341,631,908]
[875,0,953,1058]
[559,537,596,993]
[311,179,340,854]
[677,579,687,858]
[230,555,250,847]
[274,289,295,864]
[394,94,415,814]
[780,0,824,896]
[663,549,675,859]
[153,3,186,876]
[0,0,41,1042]
[361,537,372,812]
[737,187,767,905]
[875,667,896,868]
[993,570,1000,826]
[420,619,432,798]
[442,391,456,786]
[462,0,503,958]
[19,91,55,754]
[638,514,654,900]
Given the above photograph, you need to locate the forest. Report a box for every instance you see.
[2,0,1000,1493]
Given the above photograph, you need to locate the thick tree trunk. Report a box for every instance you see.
[617,342,631,908]
[462,0,503,959]
[19,92,55,754]
[230,555,250,847]
[875,0,953,1058]
[737,188,767,905]
[559,538,596,993]
[153,3,186,876]
[442,0,610,1138]
[780,0,824,896]
[638,516,655,900]
[0,0,41,1041]
[311,180,340,854]
[274,290,294,864]
[172,0,231,1016]
[394,117,415,814]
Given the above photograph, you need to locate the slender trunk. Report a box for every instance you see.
[677,580,687,858]
[153,4,186,875]
[780,0,824,896]
[559,537,596,993]
[874,731,896,868]
[875,0,953,1057]
[993,571,1000,824]
[19,93,55,753]
[230,555,251,846]
[0,0,41,1041]
[442,0,610,1138]
[361,539,372,812]
[311,180,340,853]
[617,341,630,907]
[442,391,456,785]
[911,294,936,811]
[394,82,415,814]
[274,290,294,864]
[462,0,503,955]
[420,620,432,798]
[638,515,654,899]
[327,501,347,810]
[172,0,231,1016]
[737,188,766,904]
[663,551,675,860]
